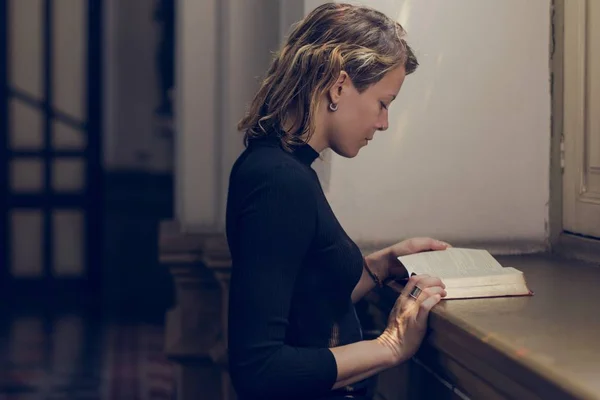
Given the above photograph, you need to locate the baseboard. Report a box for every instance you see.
[553,232,600,265]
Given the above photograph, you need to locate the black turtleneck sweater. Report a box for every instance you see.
[225,134,369,400]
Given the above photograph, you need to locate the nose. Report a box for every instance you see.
[377,122,388,131]
[377,116,389,131]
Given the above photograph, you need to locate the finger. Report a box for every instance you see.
[418,286,447,300]
[401,274,445,304]
[416,294,442,325]
[408,286,447,311]
[413,275,446,290]
[429,239,452,250]
[404,285,446,315]
[400,274,429,303]
[411,237,451,252]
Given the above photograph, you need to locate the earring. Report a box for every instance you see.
[329,103,338,112]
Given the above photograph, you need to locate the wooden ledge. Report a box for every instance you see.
[368,254,600,400]
[554,232,600,265]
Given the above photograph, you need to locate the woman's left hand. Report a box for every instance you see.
[385,237,451,279]
[366,237,452,283]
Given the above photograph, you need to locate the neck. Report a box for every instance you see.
[282,112,329,154]
[307,131,328,153]
[307,110,329,153]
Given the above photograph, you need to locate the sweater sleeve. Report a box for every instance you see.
[227,165,338,399]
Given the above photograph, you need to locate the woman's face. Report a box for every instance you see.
[324,66,406,158]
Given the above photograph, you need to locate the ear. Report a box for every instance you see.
[328,70,350,104]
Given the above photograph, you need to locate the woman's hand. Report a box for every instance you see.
[387,237,451,279]
[376,274,446,364]
[365,238,452,284]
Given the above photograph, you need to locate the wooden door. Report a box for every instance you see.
[563,0,600,239]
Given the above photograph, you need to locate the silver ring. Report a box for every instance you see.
[409,285,422,300]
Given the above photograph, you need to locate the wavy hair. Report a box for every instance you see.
[238,2,419,151]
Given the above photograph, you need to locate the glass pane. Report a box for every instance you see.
[53,120,86,150]
[52,0,87,120]
[52,158,85,192]
[8,0,43,99]
[9,316,45,365]
[10,158,44,192]
[9,99,44,150]
[52,316,83,378]
[52,210,84,277]
[11,210,44,278]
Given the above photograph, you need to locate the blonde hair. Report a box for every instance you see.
[238,2,418,151]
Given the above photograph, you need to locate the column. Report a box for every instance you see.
[175,0,282,233]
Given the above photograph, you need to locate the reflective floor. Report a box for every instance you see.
[0,309,176,400]
[0,172,177,399]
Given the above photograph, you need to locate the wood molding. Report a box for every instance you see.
[549,0,565,246]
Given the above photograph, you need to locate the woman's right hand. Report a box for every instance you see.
[376,274,447,365]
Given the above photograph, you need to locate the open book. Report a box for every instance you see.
[388,248,533,300]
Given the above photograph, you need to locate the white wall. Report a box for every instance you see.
[308,0,552,253]
[104,0,172,172]
[174,0,552,253]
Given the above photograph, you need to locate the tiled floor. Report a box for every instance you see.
[0,309,176,400]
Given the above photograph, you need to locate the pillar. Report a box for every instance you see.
[161,1,297,400]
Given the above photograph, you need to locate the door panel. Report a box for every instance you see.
[8,0,43,99]
[9,157,45,193]
[52,0,86,119]
[11,209,44,277]
[9,99,44,149]
[52,158,86,192]
[52,209,85,276]
[563,0,600,238]
[53,120,86,150]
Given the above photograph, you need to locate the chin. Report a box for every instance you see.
[331,146,360,159]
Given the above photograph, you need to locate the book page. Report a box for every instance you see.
[397,248,510,279]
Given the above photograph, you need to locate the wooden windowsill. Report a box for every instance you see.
[554,232,600,265]
[368,253,600,399]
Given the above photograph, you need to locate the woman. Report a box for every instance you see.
[225,3,450,399]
